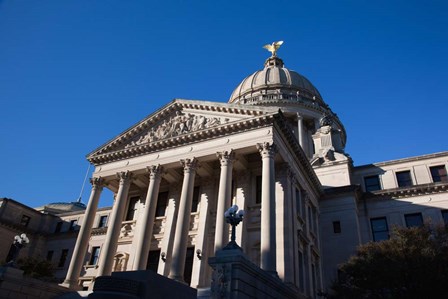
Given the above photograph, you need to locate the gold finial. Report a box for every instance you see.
[263,40,284,57]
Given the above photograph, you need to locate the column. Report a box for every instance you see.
[133,165,163,270]
[97,171,132,276]
[257,142,277,274]
[297,113,305,151]
[169,158,199,282]
[62,177,104,289]
[214,150,235,252]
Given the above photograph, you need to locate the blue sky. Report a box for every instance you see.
[1,0,447,208]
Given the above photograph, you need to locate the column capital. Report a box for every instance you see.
[116,171,133,185]
[296,112,303,119]
[90,177,104,190]
[257,142,277,158]
[216,150,235,166]
[180,158,199,174]
[146,165,164,180]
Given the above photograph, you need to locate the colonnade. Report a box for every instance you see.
[63,142,279,288]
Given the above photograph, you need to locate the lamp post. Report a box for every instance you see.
[6,233,30,267]
[223,205,244,250]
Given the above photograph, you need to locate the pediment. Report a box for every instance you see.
[87,99,276,165]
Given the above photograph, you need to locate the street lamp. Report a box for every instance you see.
[6,233,30,267]
[223,205,245,250]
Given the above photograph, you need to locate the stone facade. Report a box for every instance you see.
[1,51,447,298]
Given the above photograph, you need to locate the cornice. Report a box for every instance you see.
[272,111,323,197]
[354,151,448,169]
[363,182,448,200]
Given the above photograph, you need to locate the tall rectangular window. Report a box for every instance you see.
[20,215,31,227]
[430,165,448,182]
[191,186,200,213]
[126,197,139,221]
[370,217,389,241]
[396,171,413,187]
[55,221,63,233]
[98,215,108,228]
[69,219,78,231]
[46,250,54,262]
[89,247,101,265]
[442,210,448,225]
[295,188,301,216]
[405,213,423,227]
[364,175,381,192]
[155,192,169,217]
[146,249,161,272]
[298,251,305,292]
[183,247,194,285]
[255,176,262,204]
[333,221,341,234]
[58,249,69,267]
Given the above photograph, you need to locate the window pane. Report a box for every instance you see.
[396,171,413,187]
[405,213,423,227]
[98,215,108,228]
[365,175,381,192]
[442,210,448,225]
[255,176,262,204]
[155,192,169,217]
[430,165,448,182]
[191,186,200,213]
[371,217,389,241]
[333,221,341,234]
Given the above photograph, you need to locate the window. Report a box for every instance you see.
[183,247,194,285]
[371,217,389,241]
[430,165,448,182]
[298,251,305,292]
[191,186,200,213]
[442,210,448,225]
[20,215,31,227]
[333,221,341,234]
[89,247,101,265]
[55,221,63,233]
[69,219,78,231]
[255,175,262,204]
[364,175,381,192]
[295,188,302,216]
[126,197,139,221]
[46,250,54,261]
[155,192,169,217]
[405,213,423,227]
[146,249,160,272]
[396,171,413,187]
[98,215,108,228]
[58,249,69,267]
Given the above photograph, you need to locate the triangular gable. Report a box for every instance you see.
[87,99,277,165]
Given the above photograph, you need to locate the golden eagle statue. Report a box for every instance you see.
[263,40,284,57]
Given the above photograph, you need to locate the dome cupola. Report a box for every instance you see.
[229,42,325,107]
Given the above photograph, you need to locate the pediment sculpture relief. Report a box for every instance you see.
[125,111,228,148]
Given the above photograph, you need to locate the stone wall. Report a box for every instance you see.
[208,249,305,299]
[0,267,70,299]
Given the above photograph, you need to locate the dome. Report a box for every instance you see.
[229,56,326,107]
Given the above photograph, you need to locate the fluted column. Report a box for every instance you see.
[214,150,235,252]
[62,177,104,289]
[169,158,199,282]
[133,165,163,270]
[297,113,305,150]
[257,142,277,274]
[97,171,132,276]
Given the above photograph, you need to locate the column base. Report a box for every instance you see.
[60,279,82,290]
[168,274,187,285]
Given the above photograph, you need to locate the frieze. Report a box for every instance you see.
[125,111,226,149]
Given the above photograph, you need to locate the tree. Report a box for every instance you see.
[17,256,55,281]
[330,225,448,299]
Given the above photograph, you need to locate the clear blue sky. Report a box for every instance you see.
[1,0,447,208]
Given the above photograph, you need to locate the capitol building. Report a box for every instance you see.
[1,44,447,298]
